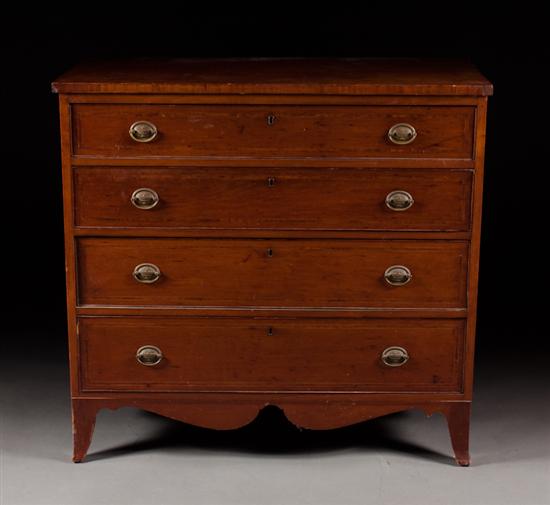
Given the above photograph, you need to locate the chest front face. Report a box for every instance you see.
[53,58,491,465]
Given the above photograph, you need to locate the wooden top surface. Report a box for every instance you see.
[52,58,493,96]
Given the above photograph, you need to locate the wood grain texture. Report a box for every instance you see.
[462,97,489,398]
[78,316,465,393]
[69,397,471,464]
[71,103,475,160]
[74,167,472,231]
[73,228,472,240]
[64,94,483,106]
[71,155,476,169]
[75,306,468,319]
[52,58,493,96]
[76,238,469,309]
[58,95,80,397]
[444,401,471,466]
[52,58,491,465]
[72,399,98,463]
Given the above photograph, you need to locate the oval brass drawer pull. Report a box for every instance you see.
[129,120,158,142]
[131,188,159,210]
[136,345,163,366]
[388,123,417,145]
[385,190,414,211]
[133,263,162,284]
[381,346,409,367]
[384,265,412,286]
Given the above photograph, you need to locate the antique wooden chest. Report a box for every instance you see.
[52,58,492,464]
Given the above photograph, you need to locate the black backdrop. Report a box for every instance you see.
[1,10,545,354]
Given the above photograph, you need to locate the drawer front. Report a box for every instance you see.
[74,167,472,231]
[72,104,475,160]
[77,238,468,309]
[79,317,465,392]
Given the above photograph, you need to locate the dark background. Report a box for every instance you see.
[1,10,545,357]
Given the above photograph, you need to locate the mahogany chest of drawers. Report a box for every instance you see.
[52,58,492,465]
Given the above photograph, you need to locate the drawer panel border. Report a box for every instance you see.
[77,316,465,394]
[69,99,477,163]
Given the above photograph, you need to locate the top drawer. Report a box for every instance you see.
[71,104,475,161]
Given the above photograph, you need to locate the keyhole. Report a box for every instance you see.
[267,177,276,187]
[267,248,273,257]
[267,327,273,336]
[267,114,277,126]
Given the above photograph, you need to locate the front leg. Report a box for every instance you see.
[72,399,98,463]
[444,402,471,466]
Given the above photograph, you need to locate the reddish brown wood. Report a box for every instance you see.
[76,238,468,309]
[78,317,465,393]
[58,95,80,398]
[75,392,466,402]
[51,58,493,96]
[463,97,489,398]
[73,228,472,240]
[444,402,471,466]
[71,103,475,160]
[71,155,476,169]
[67,94,479,169]
[53,58,491,465]
[69,397,470,464]
[65,94,483,106]
[74,167,472,231]
[75,306,468,319]
[71,399,98,463]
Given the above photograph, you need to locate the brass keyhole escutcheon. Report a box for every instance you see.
[267,177,276,187]
[266,114,277,126]
[267,248,274,257]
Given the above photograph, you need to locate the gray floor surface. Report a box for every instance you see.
[1,330,549,505]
